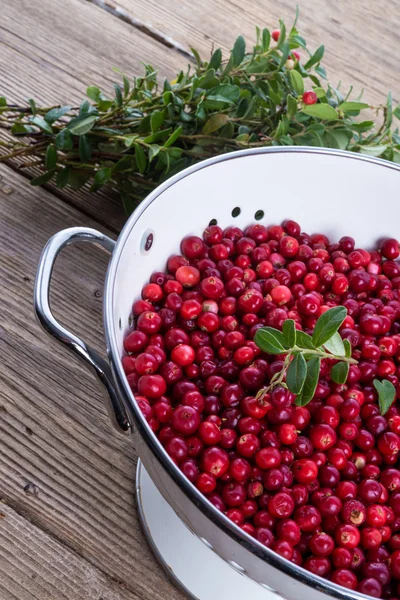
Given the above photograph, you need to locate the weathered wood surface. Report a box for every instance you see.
[0,1,399,598]
[0,0,186,232]
[0,501,141,600]
[109,0,400,104]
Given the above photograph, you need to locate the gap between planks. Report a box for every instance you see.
[86,0,195,61]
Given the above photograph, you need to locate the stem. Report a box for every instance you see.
[256,345,357,402]
[292,346,358,364]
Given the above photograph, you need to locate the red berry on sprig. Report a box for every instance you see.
[302,90,318,105]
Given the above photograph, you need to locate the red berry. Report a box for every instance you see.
[292,459,318,483]
[272,29,280,41]
[302,90,317,105]
[202,446,229,478]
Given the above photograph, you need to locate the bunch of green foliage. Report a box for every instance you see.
[0,11,399,213]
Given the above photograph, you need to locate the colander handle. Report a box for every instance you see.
[34,227,132,435]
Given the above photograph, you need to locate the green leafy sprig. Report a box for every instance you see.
[254,307,396,414]
[0,14,400,213]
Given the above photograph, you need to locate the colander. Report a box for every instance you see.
[34,147,400,600]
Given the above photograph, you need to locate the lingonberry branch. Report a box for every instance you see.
[0,13,399,213]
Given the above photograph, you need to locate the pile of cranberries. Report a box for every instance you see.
[123,219,400,598]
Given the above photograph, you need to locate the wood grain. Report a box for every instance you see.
[0,163,183,600]
[108,0,400,104]
[0,501,142,600]
[0,0,186,232]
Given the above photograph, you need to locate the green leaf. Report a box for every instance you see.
[339,101,369,113]
[197,69,219,90]
[30,116,53,134]
[277,19,286,47]
[323,331,345,357]
[286,353,307,395]
[79,100,91,116]
[209,48,222,71]
[45,144,57,170]
[56,167,71,188]
[254,327,288,354]
[302,104,338,121]
[124,135,138,147]
[114,155,134,173]
[150,109,164,133]
[304,45,325,69]
[262,28,271,51]
[98,100,113,112]
[44,105,72,124]
[343,339,352,359]
[324,130,350,150]
[315,65,327,79]
[374,379,396,416]
[87,86,101,102]
[123,75,130,97]
[55,129,73,150]
[94,167,112,186]
[232,35,246,67]
[148,144,161,162]
[135,144,147,174]
[290,70,304,96]
[164,126,182,148]
[394,105,400,119]
[79,135,92,162]
[358,144,387,157]
[206,84,240,104]
[295,357,321,406]
[0,96,7,107]
[28,98,37,115]
[314,87,326,99]
[203,114,230,134]
[312,307,347,347]
[330,361,349,384]
[67,115,97,136]
[114,83,123,107]
[30,169,56,186]
[143,128,172,144]
[296,330,316,350]
[69,170,91,190]
[283,319,296,348]
[190,47,202,68]
[11,123,34,135]
[121,192,137,215]
[287,94,298,117]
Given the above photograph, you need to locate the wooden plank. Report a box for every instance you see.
[0,0,186,232]
[0,501,143,600]
[0,163,183,599]
[107,0,400,104]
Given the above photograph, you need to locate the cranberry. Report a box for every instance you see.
[165,436,188,463]
[236,433,260,458]
[302,90,317,105]
[201,447,229,478]
[137,374,166,398]
[332,569,358,590]
[335,524,360,549]
[294,505,321,532]
[309,424,337,450]
[303,556,331,577]
[222,481,246,507]
[266,492,294,520]
[293,459,318,483]
[341,499,366,526]
[309,532,335,556]
[196,472,216,494]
